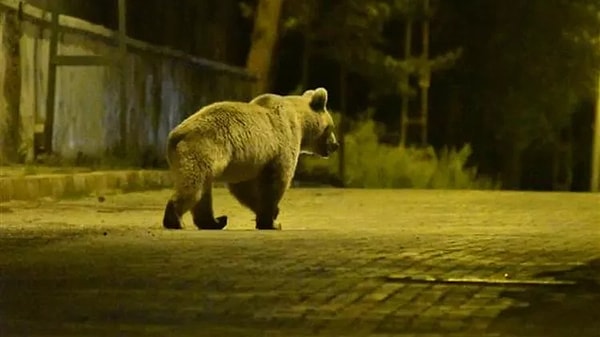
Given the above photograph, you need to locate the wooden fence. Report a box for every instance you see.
[0,0,255,164]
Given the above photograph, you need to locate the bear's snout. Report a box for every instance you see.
[315,137,339,158]
[321,130,339,157]
[327,140,339,155]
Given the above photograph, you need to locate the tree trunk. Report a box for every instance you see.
[300,33,311,90]
[502,145,523,190]
[445,91,461,146]
[245,0,283,96]
[213,0,236,63]
[591,71,600,192]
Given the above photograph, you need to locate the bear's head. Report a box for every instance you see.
[299,88,339,158]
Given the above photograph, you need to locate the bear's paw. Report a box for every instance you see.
[196,215,228,230]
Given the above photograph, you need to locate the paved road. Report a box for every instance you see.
[0,188,599,337]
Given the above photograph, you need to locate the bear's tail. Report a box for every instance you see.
[165,130,186,166]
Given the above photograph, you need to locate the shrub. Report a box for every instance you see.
[298,113,498,190]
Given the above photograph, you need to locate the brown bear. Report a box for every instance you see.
[162,87,339,230]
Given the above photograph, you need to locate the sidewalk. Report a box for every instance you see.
[0,165,172,202]
[0,165,332,202]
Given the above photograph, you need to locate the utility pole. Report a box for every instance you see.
[418,0,431,146]
[338,65,348,187]
[591,71,600,192]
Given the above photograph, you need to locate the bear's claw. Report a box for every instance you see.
[163,222,183,230]
[256,221,282,230]
[197,215,228,230]
[216,215,228,229]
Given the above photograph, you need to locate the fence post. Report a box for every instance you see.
[117,0,128,154]
[44,7,59,154]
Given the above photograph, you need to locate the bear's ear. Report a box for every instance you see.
[302,89,314,98]
[309,87,328,112]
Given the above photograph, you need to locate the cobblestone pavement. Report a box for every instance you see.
[0,188,599,337]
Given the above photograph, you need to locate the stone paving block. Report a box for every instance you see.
[374,315,414,334]
[407,316,441,332]
[439,287,478,306]
[437,318,467,332]
[326,289,368,308]
[463,317,494,332]
[391,284,432,304]
[419,304,455,319]
[363,283,404,302]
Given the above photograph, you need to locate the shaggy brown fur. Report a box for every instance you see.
[162,88,338,230]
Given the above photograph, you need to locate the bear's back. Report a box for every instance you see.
[171,101,275,144]
[168,100,299,183]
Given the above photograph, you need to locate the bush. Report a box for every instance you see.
[298,114,499,190]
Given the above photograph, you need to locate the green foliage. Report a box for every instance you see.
[299,114,498,190]
[560,0,600,54]
[281,0,463,97]
[450,0,599,152]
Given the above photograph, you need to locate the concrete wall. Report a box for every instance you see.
[0,0,253,164]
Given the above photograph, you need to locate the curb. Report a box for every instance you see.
[0,170,173,202]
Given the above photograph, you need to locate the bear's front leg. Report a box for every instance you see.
[227,179,280,222]
[256,205,282,230]
[191,184,227,230]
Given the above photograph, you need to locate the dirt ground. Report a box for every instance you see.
[1,188,599,336]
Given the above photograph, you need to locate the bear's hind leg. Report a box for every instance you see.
[163,191,197,230]
[191,180,227,230]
